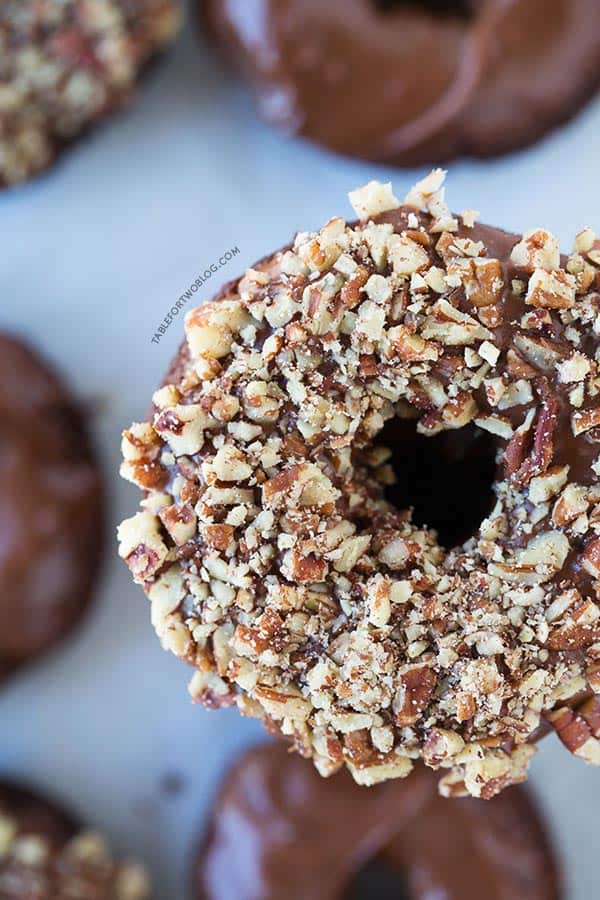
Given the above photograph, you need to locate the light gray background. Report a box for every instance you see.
[1,11,600,899]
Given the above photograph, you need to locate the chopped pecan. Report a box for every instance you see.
[254,685,312,722]
[394,665,437,726]
[160,504,196,546]
[388,234,430,276]
[387,325,439,362]
[552,484,589,527]
[581,537,600,577]
[462,258,504,307]
[546,699,600,764]
[336,266,369,312]
[235,609,286,656]
[349,181,400,220]
[200,523,235,551]
[506,349,537,379]
[286,549,329,583]
[185,299,249,359]
[509,398,558,485]
[525,268,576,309]
[359,354,378,377]
[343,728,380,766]
[511,229,560,272]
[572,407,600,437]
[423,728,465,765]
[513,334,566,372]
[546,598,600,650]
[189,670,236,709]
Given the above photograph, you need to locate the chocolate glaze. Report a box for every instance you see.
[202,0,600,165]
[193,744,561,900]
[0,335,104,681]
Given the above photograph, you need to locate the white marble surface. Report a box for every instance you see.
[1,11,600,899]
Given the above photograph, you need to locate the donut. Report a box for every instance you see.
[202,0,600,165]
[193,743,561,900]
[0,780,150,898]
[118,170,600,798]
[0,0,182,187]
[0,334,104,682]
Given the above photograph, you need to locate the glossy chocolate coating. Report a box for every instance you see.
[203,0,600,164]
[0,335,104,681]
[193,744,561,900]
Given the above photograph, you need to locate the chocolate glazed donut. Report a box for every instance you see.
[0,335,104,682]
[202,0,600,164]
[193,744,562,900]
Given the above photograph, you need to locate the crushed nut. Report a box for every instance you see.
[120,171,600,798]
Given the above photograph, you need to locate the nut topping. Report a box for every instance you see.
[120,171,600,797]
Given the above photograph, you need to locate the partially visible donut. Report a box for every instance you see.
[0,780,150,898]
[193,743,562,900]
[0,334,104,682]
[0,0,182,187]
[202,0,600,164]
[119,170,600,798]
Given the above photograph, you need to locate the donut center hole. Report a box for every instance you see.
[379,419,497,548]
[372,0,475,19]
[346,857,409,899]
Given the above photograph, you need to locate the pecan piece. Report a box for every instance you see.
[388,325,439,362]
[286,550,329,583]
[463,258,504,307]
[582,537,600,577]
[546,598,600,650]
[200,523,235,551]
[572,407,600,437]
[394,665,437,726]
[546,698,600,764]
[509,398,558,485]
[423,728,465,765]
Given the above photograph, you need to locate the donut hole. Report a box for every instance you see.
[379,419,497,549]
[347,857,409,899]
[372,0,475,19]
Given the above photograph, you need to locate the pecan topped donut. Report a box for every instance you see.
[119,171,600,798]
[0,0,181,187]
[0,781,150,899]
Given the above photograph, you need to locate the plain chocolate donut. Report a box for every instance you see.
[0,334,104,682]
[202,0,600,164]
[193,743,562,900]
